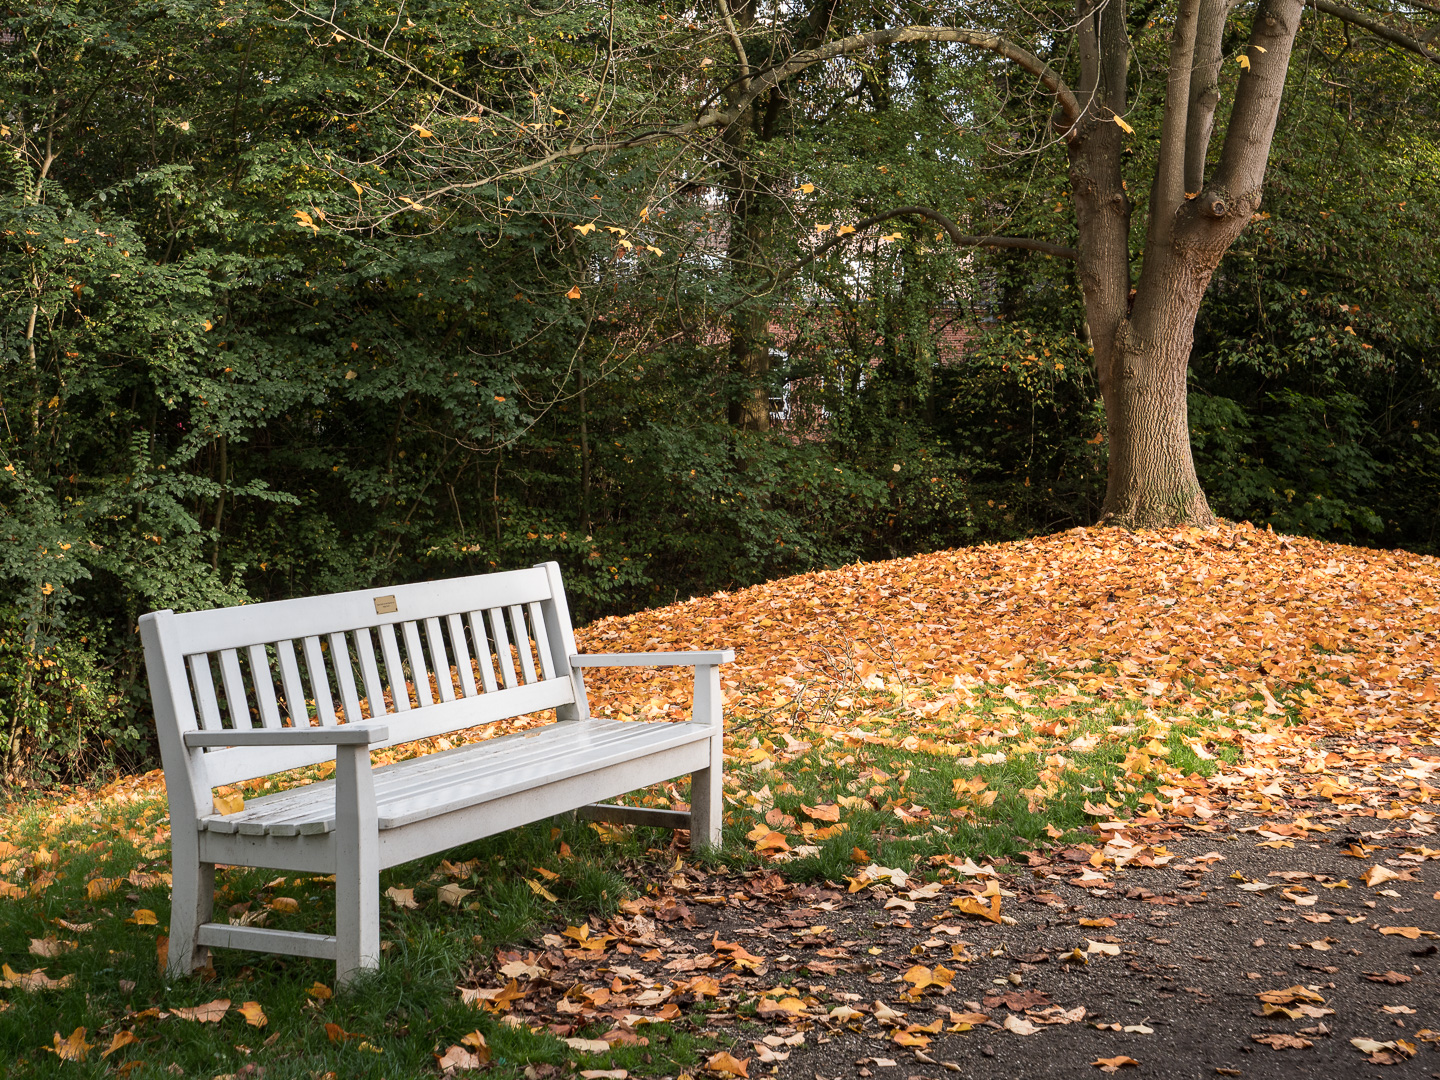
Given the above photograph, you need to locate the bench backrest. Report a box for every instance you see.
[140,562,587,797]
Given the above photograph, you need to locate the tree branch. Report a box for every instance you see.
[774,205,1078,290]
[1210,0,1307,204]
[1149,0,1204,237]
[1077,0,1102,106]
[1185,0,1244,194]
[715,0,753,93]
[648,205,1077,352]
[1099,0,1130,114]
[352,23,1085,212]
[744,26,1083,138]
[1307,0,1440,60]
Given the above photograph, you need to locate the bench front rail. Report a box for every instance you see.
[141,562,732,984]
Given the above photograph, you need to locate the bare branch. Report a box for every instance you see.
[1307,0,1440,60]
[347,22,1085,211]
[716,0,753,93]
[774,205,1078,290]
[746,26,1083,137]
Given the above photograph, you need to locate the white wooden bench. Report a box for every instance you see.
[140,562,732,985]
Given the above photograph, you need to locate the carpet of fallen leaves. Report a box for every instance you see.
[582,520,1439,739]
[5,522,1440,1078]
[433,523,1440,1077]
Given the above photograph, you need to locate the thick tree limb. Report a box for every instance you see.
[1210,0,1307,205]
[1149,0,1204,240]
[1099,0,1130,114]
[773,205,1077,290]
[1077,0,1103,105]
[1185,0,1244,194]
[1307,0,1440,59]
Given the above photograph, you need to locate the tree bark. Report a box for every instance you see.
[722,0,784,435]
[723,139,776,434]
[1099,304,1215,527]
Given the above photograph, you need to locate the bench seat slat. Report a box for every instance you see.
[204,718,669,831]
[199,718,709,836]
[201,719,579,831]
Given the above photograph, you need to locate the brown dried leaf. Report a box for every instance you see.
[170,999,230,1023]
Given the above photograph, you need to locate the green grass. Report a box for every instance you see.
[0,797,718,1078]
[0,676,1276,1077]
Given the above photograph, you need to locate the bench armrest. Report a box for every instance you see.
[183,723,390,748]
[569,650,735,668]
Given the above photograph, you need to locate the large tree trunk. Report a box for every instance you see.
[1098,313,1214,526]
[1067,0,1305,528]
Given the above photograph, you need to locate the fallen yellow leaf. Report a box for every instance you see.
[47,1027,92,1062]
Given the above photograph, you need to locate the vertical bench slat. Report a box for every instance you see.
[329,632,363,723]
[377,625,411,713]
[355,628,386,718]
[539,560,589,722]
[402,621,434,707]
[528,601,557,681]
[467,611,498,693]
[218,649,254,729]
[188,654,224,731]
[487,607,519,689]
[276,641,307,727]
[446,614,478,697]
[303,636,337,726]
[424,618,454,702]
[509,605,537,684]
[247,645,283,728]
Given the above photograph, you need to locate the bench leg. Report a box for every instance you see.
[335,744,380,987]
[689,664,724,851]
[689,735,724,851]
[168,832,214,977]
